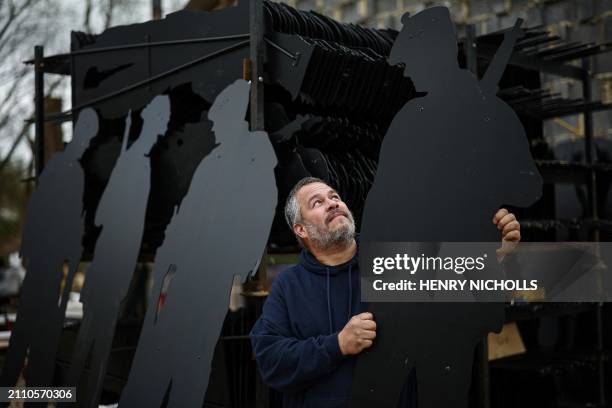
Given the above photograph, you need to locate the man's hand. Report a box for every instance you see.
[493,208,521,260]
[338,312,376,356]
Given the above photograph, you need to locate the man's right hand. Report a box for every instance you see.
[338,312,376,356]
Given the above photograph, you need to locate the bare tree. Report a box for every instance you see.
[0,0,155,171]
[0,0,66,170]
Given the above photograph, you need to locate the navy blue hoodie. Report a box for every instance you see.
[250,240,363,408]
[250,237,418,407]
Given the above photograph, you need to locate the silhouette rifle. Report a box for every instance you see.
[480,18,524,95]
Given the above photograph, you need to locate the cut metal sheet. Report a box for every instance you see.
[118,79,278,408]
[353,7,542,408]
[0,109,98,390]
[65,95,171,407]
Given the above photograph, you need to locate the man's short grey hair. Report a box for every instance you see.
[284,177,327,229]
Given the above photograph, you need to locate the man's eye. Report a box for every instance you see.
[332,195,340,200]
[313,200,321,207]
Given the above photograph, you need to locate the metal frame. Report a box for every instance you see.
[35,39,250,125]
[249,0,265,132]
[249,4,270,407]
[34,45,45,180]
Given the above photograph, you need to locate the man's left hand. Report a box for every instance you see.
[493,208,520,260]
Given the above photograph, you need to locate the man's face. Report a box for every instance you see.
[293,182,355,249]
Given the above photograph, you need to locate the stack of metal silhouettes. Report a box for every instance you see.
[262,1,418,245]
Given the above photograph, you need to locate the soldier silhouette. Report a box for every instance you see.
[1,109,98,391]
[119,80,277,408]
[65,95,170,408]
[118,79,277,408]
[352,7,542,408]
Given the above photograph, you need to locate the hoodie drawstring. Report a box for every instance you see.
[326,267,333,335]
[326,264,354,335]
[348,264,352,323]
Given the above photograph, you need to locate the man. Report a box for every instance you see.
[250,177,520,407]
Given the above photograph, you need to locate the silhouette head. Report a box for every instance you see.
[208,79,250,140]
[135,94,171,152]
[67,108,99,158]
[389,7,459,89]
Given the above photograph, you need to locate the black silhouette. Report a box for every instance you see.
[118,79,277,408]
[352,7,542,408]
[0,109,98,390]
[71,4,249,119]
[66,95,170,407]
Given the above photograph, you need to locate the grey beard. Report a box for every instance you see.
[304,214,356,249]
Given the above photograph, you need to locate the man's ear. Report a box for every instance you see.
[293,223,307,240]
